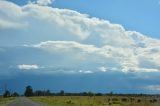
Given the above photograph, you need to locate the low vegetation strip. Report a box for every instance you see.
[29,96,160,106]
[0,97,16,106]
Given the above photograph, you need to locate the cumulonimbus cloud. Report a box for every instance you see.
[0,0,160,74]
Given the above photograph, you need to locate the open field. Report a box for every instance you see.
[0,97,16,106]
[30,96,160,106]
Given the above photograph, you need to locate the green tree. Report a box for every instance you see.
[3,90,10,98]
[59,90,64,96]
[24,85,33,97]
[46,90,51,96]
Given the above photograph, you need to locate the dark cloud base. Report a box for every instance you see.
[0,72,160,95]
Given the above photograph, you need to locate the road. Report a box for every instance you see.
[5,97,45,106]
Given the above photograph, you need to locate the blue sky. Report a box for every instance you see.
[54,0,160,39]
[0,0,160,94]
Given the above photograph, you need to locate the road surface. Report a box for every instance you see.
[5,97,45,106]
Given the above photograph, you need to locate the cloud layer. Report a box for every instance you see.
[18,64,39,70]
[0,0,160,75]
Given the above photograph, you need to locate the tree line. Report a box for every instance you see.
[23,85,103,97]
[2,85,160,98]
[3,85,102,97]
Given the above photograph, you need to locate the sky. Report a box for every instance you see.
[0,0,160,94]
[8,0,160,39]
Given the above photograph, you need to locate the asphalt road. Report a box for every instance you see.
[5,98,45,106]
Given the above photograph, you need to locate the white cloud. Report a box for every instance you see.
[99,67,107,72]
[0,0,160,74]
[33,41,98,53]
[17,64,39,70]
[36,0,54,6]
[0,0,27,29]
[32,40,160,73]
[79,70,93,74]
[0,19,27,29]
[145,85,160,91]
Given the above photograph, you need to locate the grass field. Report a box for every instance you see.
[30,96,160,106]
[0,97,16,106]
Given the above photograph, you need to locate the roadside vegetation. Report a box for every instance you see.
[1,85,160,106]
[30,96,160,106]
[0,89,19,105]
[0,97,16,105]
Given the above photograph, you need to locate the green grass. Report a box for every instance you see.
[29,96,160,106]
[0,97,16,106]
